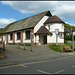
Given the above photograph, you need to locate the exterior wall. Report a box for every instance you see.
[13,32,15,43]
[2,34,7,44]
[34,16,49,33]
[45,23,64,44]
[0,35,1,41]
[6,34,8,44]
[31,29,34,46]
[34,15,49,43]
[45,23,64,32]
[1,35,3,44]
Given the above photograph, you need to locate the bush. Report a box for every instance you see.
[0,41,2,44]
[64,33,72,41]
[8,43,14,45]
[64,40,70,44]
[25,44,31,46]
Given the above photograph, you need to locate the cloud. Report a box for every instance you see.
[1,1,75,19]
[1,1,58,14]
[53,1,75,19]
[0,18,16,28]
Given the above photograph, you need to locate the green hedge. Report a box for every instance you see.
[0,41,2,44]
[8,43,31,46]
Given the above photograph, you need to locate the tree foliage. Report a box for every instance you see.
[64,32,72,41]
[64,23,71,29]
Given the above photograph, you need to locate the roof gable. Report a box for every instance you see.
[35,26,52,35]
[44,16,65,24]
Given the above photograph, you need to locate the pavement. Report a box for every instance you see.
[0,44,75,67]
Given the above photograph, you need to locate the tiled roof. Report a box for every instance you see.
[44,16,65,24]
[0,11,52,34]
[35,26,52,35]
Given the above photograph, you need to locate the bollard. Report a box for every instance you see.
[3,41,5,50]
[18,43,20,49]
[24,44,26,50]
[30,45,32,51]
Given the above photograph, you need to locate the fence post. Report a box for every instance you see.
[18,43,20,49]
[3,41,5,50]
[24,44,26,50]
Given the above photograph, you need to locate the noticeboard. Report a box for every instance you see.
[55,29,59,35]
[73,32,75,35]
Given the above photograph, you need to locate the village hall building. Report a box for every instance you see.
[0,10,65,46]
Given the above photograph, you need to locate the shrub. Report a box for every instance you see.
[8,43,14,45]
[0,41,2,44]
[25,44,31,46]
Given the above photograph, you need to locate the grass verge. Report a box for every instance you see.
[48,43,73,53]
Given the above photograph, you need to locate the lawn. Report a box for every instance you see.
[48,43,73,53]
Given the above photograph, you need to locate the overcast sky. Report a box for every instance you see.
[0,1,75,28]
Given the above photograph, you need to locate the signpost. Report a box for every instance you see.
[73,32,75,50]
[55,29,59,46]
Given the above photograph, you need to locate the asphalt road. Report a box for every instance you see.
[0,55,75,74]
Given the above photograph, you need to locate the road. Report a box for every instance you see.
[0,55,75,74]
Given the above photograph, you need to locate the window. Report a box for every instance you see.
[59,32,64,38]
[17,32,21,40]
[10,33,13,40]
[0,35,1,38]
[25,30,30,39]
[48,25,50,30]
[0,35,1,40]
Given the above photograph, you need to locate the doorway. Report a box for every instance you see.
[43,35,47,44]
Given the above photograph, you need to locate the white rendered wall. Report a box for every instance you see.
[34,16,49,33]
[3,34,6,41]
[46,23,64,32]
[8,33,13,43]
[23,30,31,43]
[0,35,1,41]
[3,34,7,44]
[35,35,39,43]
[46,23,64,43]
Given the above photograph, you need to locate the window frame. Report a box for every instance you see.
[10,33,13,41]
[25,30,31,40]
[48,25,50,30]
[17,32,21,40]
[58,32,64,39]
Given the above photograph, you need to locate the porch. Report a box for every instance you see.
[34,26,52,46]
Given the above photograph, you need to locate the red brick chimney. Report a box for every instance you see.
[70,26,72,30]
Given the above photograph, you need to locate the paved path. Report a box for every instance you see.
[0,44,75,67]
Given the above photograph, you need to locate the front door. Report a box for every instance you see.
[43,35,47,44]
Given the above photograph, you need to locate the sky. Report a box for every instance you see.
[0,1,75,28]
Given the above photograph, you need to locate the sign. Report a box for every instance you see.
[55,29,59,35]
[55,29,59,46]
[73,32,75,35]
